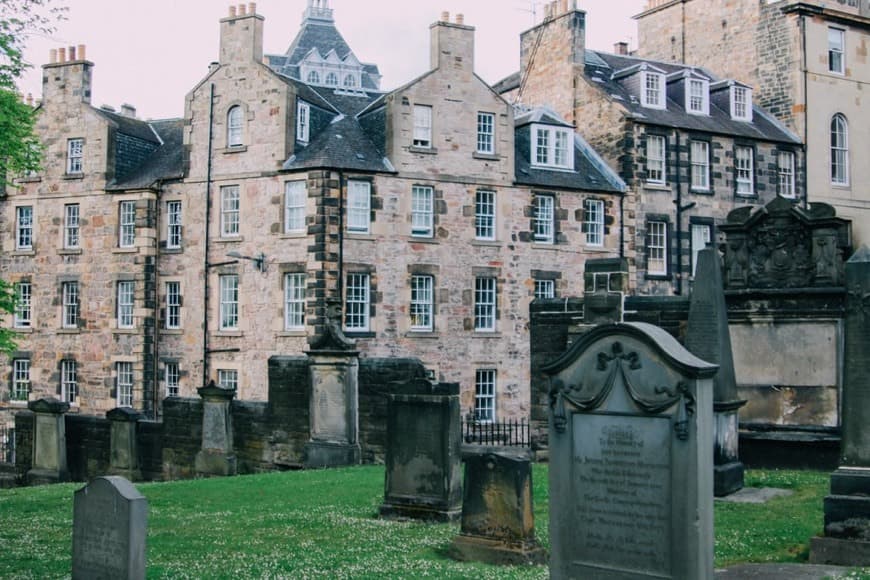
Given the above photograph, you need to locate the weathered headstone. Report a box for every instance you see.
[449,448,546,565]
[304,301,361,468]
[107,407,141,481]
[811,246,870,565]
[27,398,70,485]
[686,247,745,496]
[380,378,461,522]
[195,381,237,476]
[72,476,147,580]
[544,322,717,580]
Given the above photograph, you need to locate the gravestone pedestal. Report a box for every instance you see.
[194,382,237,477]
[27,398,70,485]
[380,380,462,522]
[449,448,546,565]
[811,246,870,565]
[107,408,141,481]
[544,323,717,580]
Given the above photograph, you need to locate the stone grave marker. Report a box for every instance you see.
[544,322,717,580]
[72,476,148,580]
[27,398,70,485]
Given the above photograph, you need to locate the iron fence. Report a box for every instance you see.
[462,415,530,448]
[0,427,14,464]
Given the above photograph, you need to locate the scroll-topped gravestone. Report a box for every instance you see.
[544,322,717,580]
[72,476,147,580]
[195,382,237,477]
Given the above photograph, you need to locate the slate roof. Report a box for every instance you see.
[107,118,184,190]
[283,114,392,173]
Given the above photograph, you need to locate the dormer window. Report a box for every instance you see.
[325,72,338,86]
[227,106,243,147]
[641,71,666,109]
[731,86,752,122]
[297,101,310,143]
[307,70,320,84]
[532,125,573,170]
[343,74,357,88]
[687,78,709,115]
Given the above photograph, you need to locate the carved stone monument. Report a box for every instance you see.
[27,398,70,485]
[686,247,745,496]
[449,448,546,565]
[72,476,147,580]
[583,258,629,325]
[195,381,237,477]
[380,378,461,522]
[544,322,717,580]
[304,301,361,468]
[811,246,870,565]
[107,407,142,481]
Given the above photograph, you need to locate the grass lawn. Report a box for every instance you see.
[0,465,840,579]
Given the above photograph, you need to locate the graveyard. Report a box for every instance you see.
[0,464,849,578]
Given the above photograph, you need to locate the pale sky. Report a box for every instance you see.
[18,0,646,120]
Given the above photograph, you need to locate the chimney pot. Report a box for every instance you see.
[455,13,464,25]
[121,103,136,118]
[248,2,256,14]
[238,4,246,16]
[229,5,237,17]
[58,47,66,62]
[49,49,57,64]
[441,11,449,22]
[78,44,86,61]
[614,42,629,55]
[68,46,76,60]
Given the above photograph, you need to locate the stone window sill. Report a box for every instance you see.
[222,146,248,154]
[406,331,439,339]
[57,328,81,334]
[346,232,374,240]
[531,243,558,250]
[13,327,33,334]
[408,236,438,245]
[214,236,244,243]
[11,250,35,257]
[473,152,499,161]
[472,239,500,247]
[18,176,41,183]
[62,174,84,180]
[215,331,244,338]
[472,331,502,338]
[7,400,29,407]
[163,247,183,254]
[584,245,611,253]
[735,193,759,201]
[280,232,307,239]
[114,328,137,335]
[344,331,375,339]
[832,184,851,191]
[643,182,670,191]
[162,329,183,335]
[59,248,82,255]
[277,330,307,338]
[113,247,137,254]
[409,146,438,155]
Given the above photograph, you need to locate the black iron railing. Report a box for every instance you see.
[0,427,15,464]
[462,415,530,448]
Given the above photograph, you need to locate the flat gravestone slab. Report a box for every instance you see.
[72,476,147,580]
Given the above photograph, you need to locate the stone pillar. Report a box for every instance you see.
[583,257,628,325]
[26,398,70,485]
[449,448,546,565]
[686,247,745,496]
[811,246,870,565]
[380,379,462,522]
[194,382,237,477]
[107,407,142,481]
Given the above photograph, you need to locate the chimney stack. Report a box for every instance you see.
[43,44,93,105]
[229,5,237,17]
[220,2,265,63]
[455,14,464,25]
[68,45,76,60]
[441,11,449,22]
[614,41,629,55]
[121,103,137,118]
[430,12,475,76]
[78,45,86,61]
[238,3,246,16]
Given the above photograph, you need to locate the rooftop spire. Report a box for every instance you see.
[304,0,333,23]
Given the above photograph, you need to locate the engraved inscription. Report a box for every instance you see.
[572,413,672,576]
[73,491,128,577]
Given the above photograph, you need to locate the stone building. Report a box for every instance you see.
[635,0,870,248]
[0,2,624,426]
[495,0,806,295]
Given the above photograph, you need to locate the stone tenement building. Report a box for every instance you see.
[0,2,625,426]
[635,0,870,248]
[495,0,807,296]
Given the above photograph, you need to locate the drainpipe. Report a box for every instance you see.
[203,83,216,386]
[337,170,345,308]
[800,13,809,209]
[619,191,625,260]
[153,183,163,420]
[674,132,683,295]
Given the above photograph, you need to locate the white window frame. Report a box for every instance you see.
[778,151,796,198]
[474,368,496,423]
[686,78,709,115]
[584,199,605,247]
[647,221,668,276]
[831,114,849,186]
[64,204,80,249]
[735,146,755,196]
[307,70,320,84]
[691,141,710,192]
[116,361,133,408]
[284,181,307,233]
[411,185,434,237]
[646,135,666,185]
[15,206,32,251]
[475,190,496,241]
[219,274,239,331]
[533,125,573,170]
[297,101,310,143]
[533,195,554,244]
[165,362,180,398]
[165,281,182,330]
[13,282,31,329]
[474,277,497,332]
[413,105,432,148]
[691,223,713,276]
[227,105,243,147]
[62,281,79,329]
[12,359,30,401]
[325,72,338,86]
[61,359,77,404]
[347,180,371,234]
[829,28,845,75]
[477,112,495,155]
[166,200,182,249]
[730,86,753,122]
[218,369,238,391]
[344,273,370,331]
[117,280,135,329]
[119,201,136,248]
[410,275,434,332]
[284,273,306,331]
[534,279,555,300]
[67,138,83,174]
[220,186,240,237]
[641,71,666,109]
[343,74,357,88]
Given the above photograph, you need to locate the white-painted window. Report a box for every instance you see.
[691,223,712,276]
[11,359,30,401]
[646,135,666,184]
[344,273,370,331]
[411,185,434,237]
[166,201,182,249]
[533,125,573,170]
[584,199,604,247]
[15,206,32,250]
[227,106,243,147]
[474,369,496,422]
[413,105,432,148]
[831,114,849,186]
[829,28,845,75]
[117,281,135,329]
[691,141,710,191]
[307,70,320,84]
[62,281,79,329]
[534,279,555,300]
[218,369,238,391]
[475,190,496,241]
[67,138,83,174]
[474,277,497,332]
[647,221,668,276]
[477,112,495,154]
[410,275,433,332]
[165,281,181,330]
[61,359,77,404]
[343,74,357,88]
[219,275,239,331]
[533,195,554,243]
[13,282,31,328]
[64,204,80,249]
[730,86,752,122]
[119,201,136,248]
[641,71,666,109]
[687,78,709,115]
[297,101,310,143]
[165,363,180,398]
[116,362,133,408]
[735,146,754,195]
[285,180,307,233]
[778,151,796,198]
[284,273,306,331]
[220,186,240,237]
[347,180,371,233]
[325,72,338,86]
